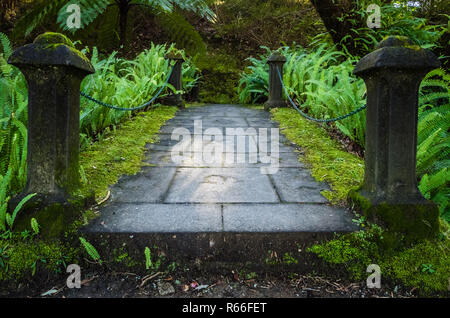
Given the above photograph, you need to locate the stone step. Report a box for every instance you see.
[80,203,358,267]
[79,104,360,269]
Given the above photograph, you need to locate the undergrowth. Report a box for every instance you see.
[0,104,177,282]
[271,106,449,295]
[242,44,449,221]
[271,108,364,205]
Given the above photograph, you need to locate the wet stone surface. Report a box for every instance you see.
[85,104,358,234]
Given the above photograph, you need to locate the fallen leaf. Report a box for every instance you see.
[190,281,198,289]
[41,289,58,297]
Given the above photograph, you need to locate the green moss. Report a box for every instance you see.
[0,239,77,281]
[308,222,450,294]
[33,32,91,65]
[349,187,440,243]
[270,108,364,205]
[78,106,177,201]
[385,240,450,294]
[271,108,448,293]
[196,50,241,104]
[113,247,140,268]
[34,32,75,48]
[282,252,299,265]
[0,105,177,282]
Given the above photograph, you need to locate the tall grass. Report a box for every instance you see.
[79,43,198,147]
[239,44,449,220]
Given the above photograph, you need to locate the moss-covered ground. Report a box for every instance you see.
[0,105,177,283]
[270,108,364,205]
[2,103,448,296]
[270,107,450,295]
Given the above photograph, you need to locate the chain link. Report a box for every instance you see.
[277,68,367,123]
[80,65,175,111]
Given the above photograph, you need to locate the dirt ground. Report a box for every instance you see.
[3,269,422,299]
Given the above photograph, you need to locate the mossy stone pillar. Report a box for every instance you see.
[349,36,440,241]
[164,52,185,108]
[8,32,94,206]
[264,52,287,110]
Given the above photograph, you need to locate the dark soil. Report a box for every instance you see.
[3,268,419,298]
[326,124,365,158]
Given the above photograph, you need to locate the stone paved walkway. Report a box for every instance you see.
[85,105,358,234]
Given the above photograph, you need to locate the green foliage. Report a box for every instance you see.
[14,0,215,44]
[316,0,448,59]
[308,221,450,293]
[30,218,40,235]
[57,0,110,32]
[211,0,324,51]
[12,0,67,39]
[144,246,151,270]
[0,239,77,281]
[155,11,207,59]
[0,31,198,215]
[241,44,450,220]
[421,263,436,274]
[79,42,198,146]
[240,44,366,145]
[4,193,36,230]
[0,32,28,198]
[271,108,364,205]
[144,246,163,272]
[0,245,9,270]
[79,237,102,264]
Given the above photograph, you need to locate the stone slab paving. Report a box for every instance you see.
[84,104,358,234]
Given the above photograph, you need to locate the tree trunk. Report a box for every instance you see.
[310,0,393,56]
[309,0,360,54]
[118,0,130,46]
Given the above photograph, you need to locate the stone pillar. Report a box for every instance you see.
[164,52,185,108]
[264,52,287,110]
[8,32,94,206]
[349,36,440,241]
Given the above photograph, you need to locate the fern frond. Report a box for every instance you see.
[13,0,67,39]
[79,237,102,264]
[155,11,207,58]
[57,0,111,33]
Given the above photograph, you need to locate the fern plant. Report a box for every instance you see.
[14,0,215,48]
[79,237,102,264]
[1,32,200,235]
[239,44,450,220]
[312,0,448,59]
[79,42,199,145]
[0,32,28,196]
[144,246,152,270]
[30,217,40,235]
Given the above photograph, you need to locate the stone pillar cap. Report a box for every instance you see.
[354,36,440,76]
[165,51,185,61]
[8,32,94,74]
[267,51,286,63]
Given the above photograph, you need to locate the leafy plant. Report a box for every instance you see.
[144,246,163,272]
[79,237,102,264]
[14,0,215,48]
[239,43,449,219]
[312,0,448,59]
[0,245,9,270]
[30,218,40,235]
[144,246,151,270]
[79,42,198,146]
[1,32,199,214]
[421,263,436,274]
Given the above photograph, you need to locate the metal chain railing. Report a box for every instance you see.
[80,65,175,111]
[277,68,367,123]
